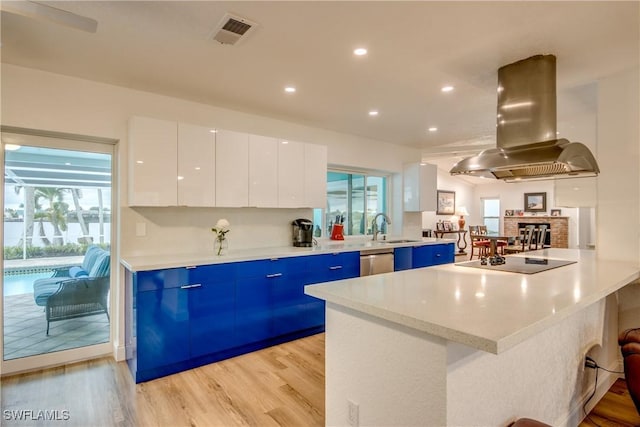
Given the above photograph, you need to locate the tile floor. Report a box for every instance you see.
[3,293,109,360]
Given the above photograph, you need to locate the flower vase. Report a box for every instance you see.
[215,237,228,256]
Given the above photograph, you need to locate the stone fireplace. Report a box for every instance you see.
[504,216,569,248]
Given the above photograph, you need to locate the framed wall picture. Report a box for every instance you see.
[550,209,562,216]
[524,192,547,212]
[505,209,514,217]
[436,190,455,215]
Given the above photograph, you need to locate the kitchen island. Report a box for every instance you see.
[305,249,640,426]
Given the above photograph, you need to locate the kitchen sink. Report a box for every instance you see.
[382,239,420,244]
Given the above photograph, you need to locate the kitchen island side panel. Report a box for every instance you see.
[325,303,447,427]
[447,294,619,426]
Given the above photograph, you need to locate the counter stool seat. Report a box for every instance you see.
[508,418,551,427]
[619,327,640,346]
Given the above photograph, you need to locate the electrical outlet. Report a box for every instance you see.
[585,356,597,369]
[348,399,359,427]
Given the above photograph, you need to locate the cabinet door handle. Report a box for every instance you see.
[436,254,441,257]
[329,265,343,270]
[266,273,283,278]
[180,283,202,289]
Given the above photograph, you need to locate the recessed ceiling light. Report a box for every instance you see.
[354,48,367,56]
[284,86,296,93]
[209,129,217,133]
[428,127,438,132]
[441,85,454,93]
[136,160,144,164]
[281,140,289,144]
[369,110,379,116]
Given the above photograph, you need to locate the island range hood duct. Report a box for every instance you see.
[450,54,599,182]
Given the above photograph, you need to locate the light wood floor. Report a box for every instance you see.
[3,332,640,427]
[579,378,640,427]
[1,333,325,427]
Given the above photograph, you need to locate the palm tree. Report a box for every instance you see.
[34,187,69,246]
[14,185,35,247]
[70,188,92,244]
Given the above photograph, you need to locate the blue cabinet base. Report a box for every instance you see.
[131,326,324,383]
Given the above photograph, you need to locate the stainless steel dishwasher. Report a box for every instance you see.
[360,247,394,276]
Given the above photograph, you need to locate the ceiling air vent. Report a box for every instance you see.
[210,13,257,45]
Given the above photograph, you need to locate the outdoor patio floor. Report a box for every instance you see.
[3,293,109,360]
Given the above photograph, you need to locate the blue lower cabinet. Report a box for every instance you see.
[412,243,456,268]
[236,275,273,345]
[431,242,455,265]
[306,251,360,283]
[129,250,360,382]
[189,281,235,357]
[394,247,413,271]
[137,287,190,371]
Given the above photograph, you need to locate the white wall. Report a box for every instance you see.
[474,180,581,248]
[421,168,474,231]
[596,68,640,262]
[0,64,422,256]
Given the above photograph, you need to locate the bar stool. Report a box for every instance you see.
[619,328,640,414]
[508,418,551,427]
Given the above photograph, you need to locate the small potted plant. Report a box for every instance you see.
[211,219,230,256]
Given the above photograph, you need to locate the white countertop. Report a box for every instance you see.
[305,248,640,354]
[120,237,454,272]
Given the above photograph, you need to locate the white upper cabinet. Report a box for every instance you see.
[128,116,178,206]
[215,129,249,207]
[403,162,437,212]
[177,123,216,207]
[278,140,305,208]
[304,143,327,208]
[248,134,278,207]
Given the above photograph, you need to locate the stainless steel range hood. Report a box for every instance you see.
[450,54,599,182]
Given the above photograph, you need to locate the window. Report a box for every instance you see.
[314,171,388,237]
[482,198,500,234]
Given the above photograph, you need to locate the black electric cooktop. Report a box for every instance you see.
[455,256,576,274]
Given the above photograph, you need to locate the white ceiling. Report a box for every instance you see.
[1,1,638,161]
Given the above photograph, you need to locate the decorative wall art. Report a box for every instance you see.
[524,192,547,213]
[436,190,455,215]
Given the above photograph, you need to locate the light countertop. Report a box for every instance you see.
[120,237,454,272]
[305,248,640,354]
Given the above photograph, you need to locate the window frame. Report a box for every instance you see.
[481,197,501,234]
[316,168,391,238]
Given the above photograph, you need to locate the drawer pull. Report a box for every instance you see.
[436,254,441,257]
[266,273,283,278]
[185,266,197,270]
[329,265,343,270]
[180,283,202,289]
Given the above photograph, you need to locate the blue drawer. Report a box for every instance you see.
[136,263,236,292]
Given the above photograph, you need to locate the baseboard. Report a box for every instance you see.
[113,342,126,362]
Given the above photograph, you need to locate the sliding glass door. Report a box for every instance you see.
[1,128,115,373]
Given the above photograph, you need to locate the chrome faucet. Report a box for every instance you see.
[371,213,391,241]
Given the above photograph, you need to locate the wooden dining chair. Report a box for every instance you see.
[478,225,507,254]
[469,225,490,260]
[504,225,536,254]
[535,225,549,249]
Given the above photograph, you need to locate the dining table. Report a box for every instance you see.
[470,232,517,257]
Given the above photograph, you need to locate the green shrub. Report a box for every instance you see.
[3,243,110,260]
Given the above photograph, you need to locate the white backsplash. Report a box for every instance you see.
[122,206,313,257]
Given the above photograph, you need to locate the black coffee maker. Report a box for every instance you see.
[292,218,314,247]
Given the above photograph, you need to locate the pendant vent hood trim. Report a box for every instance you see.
[450,54,599,181]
